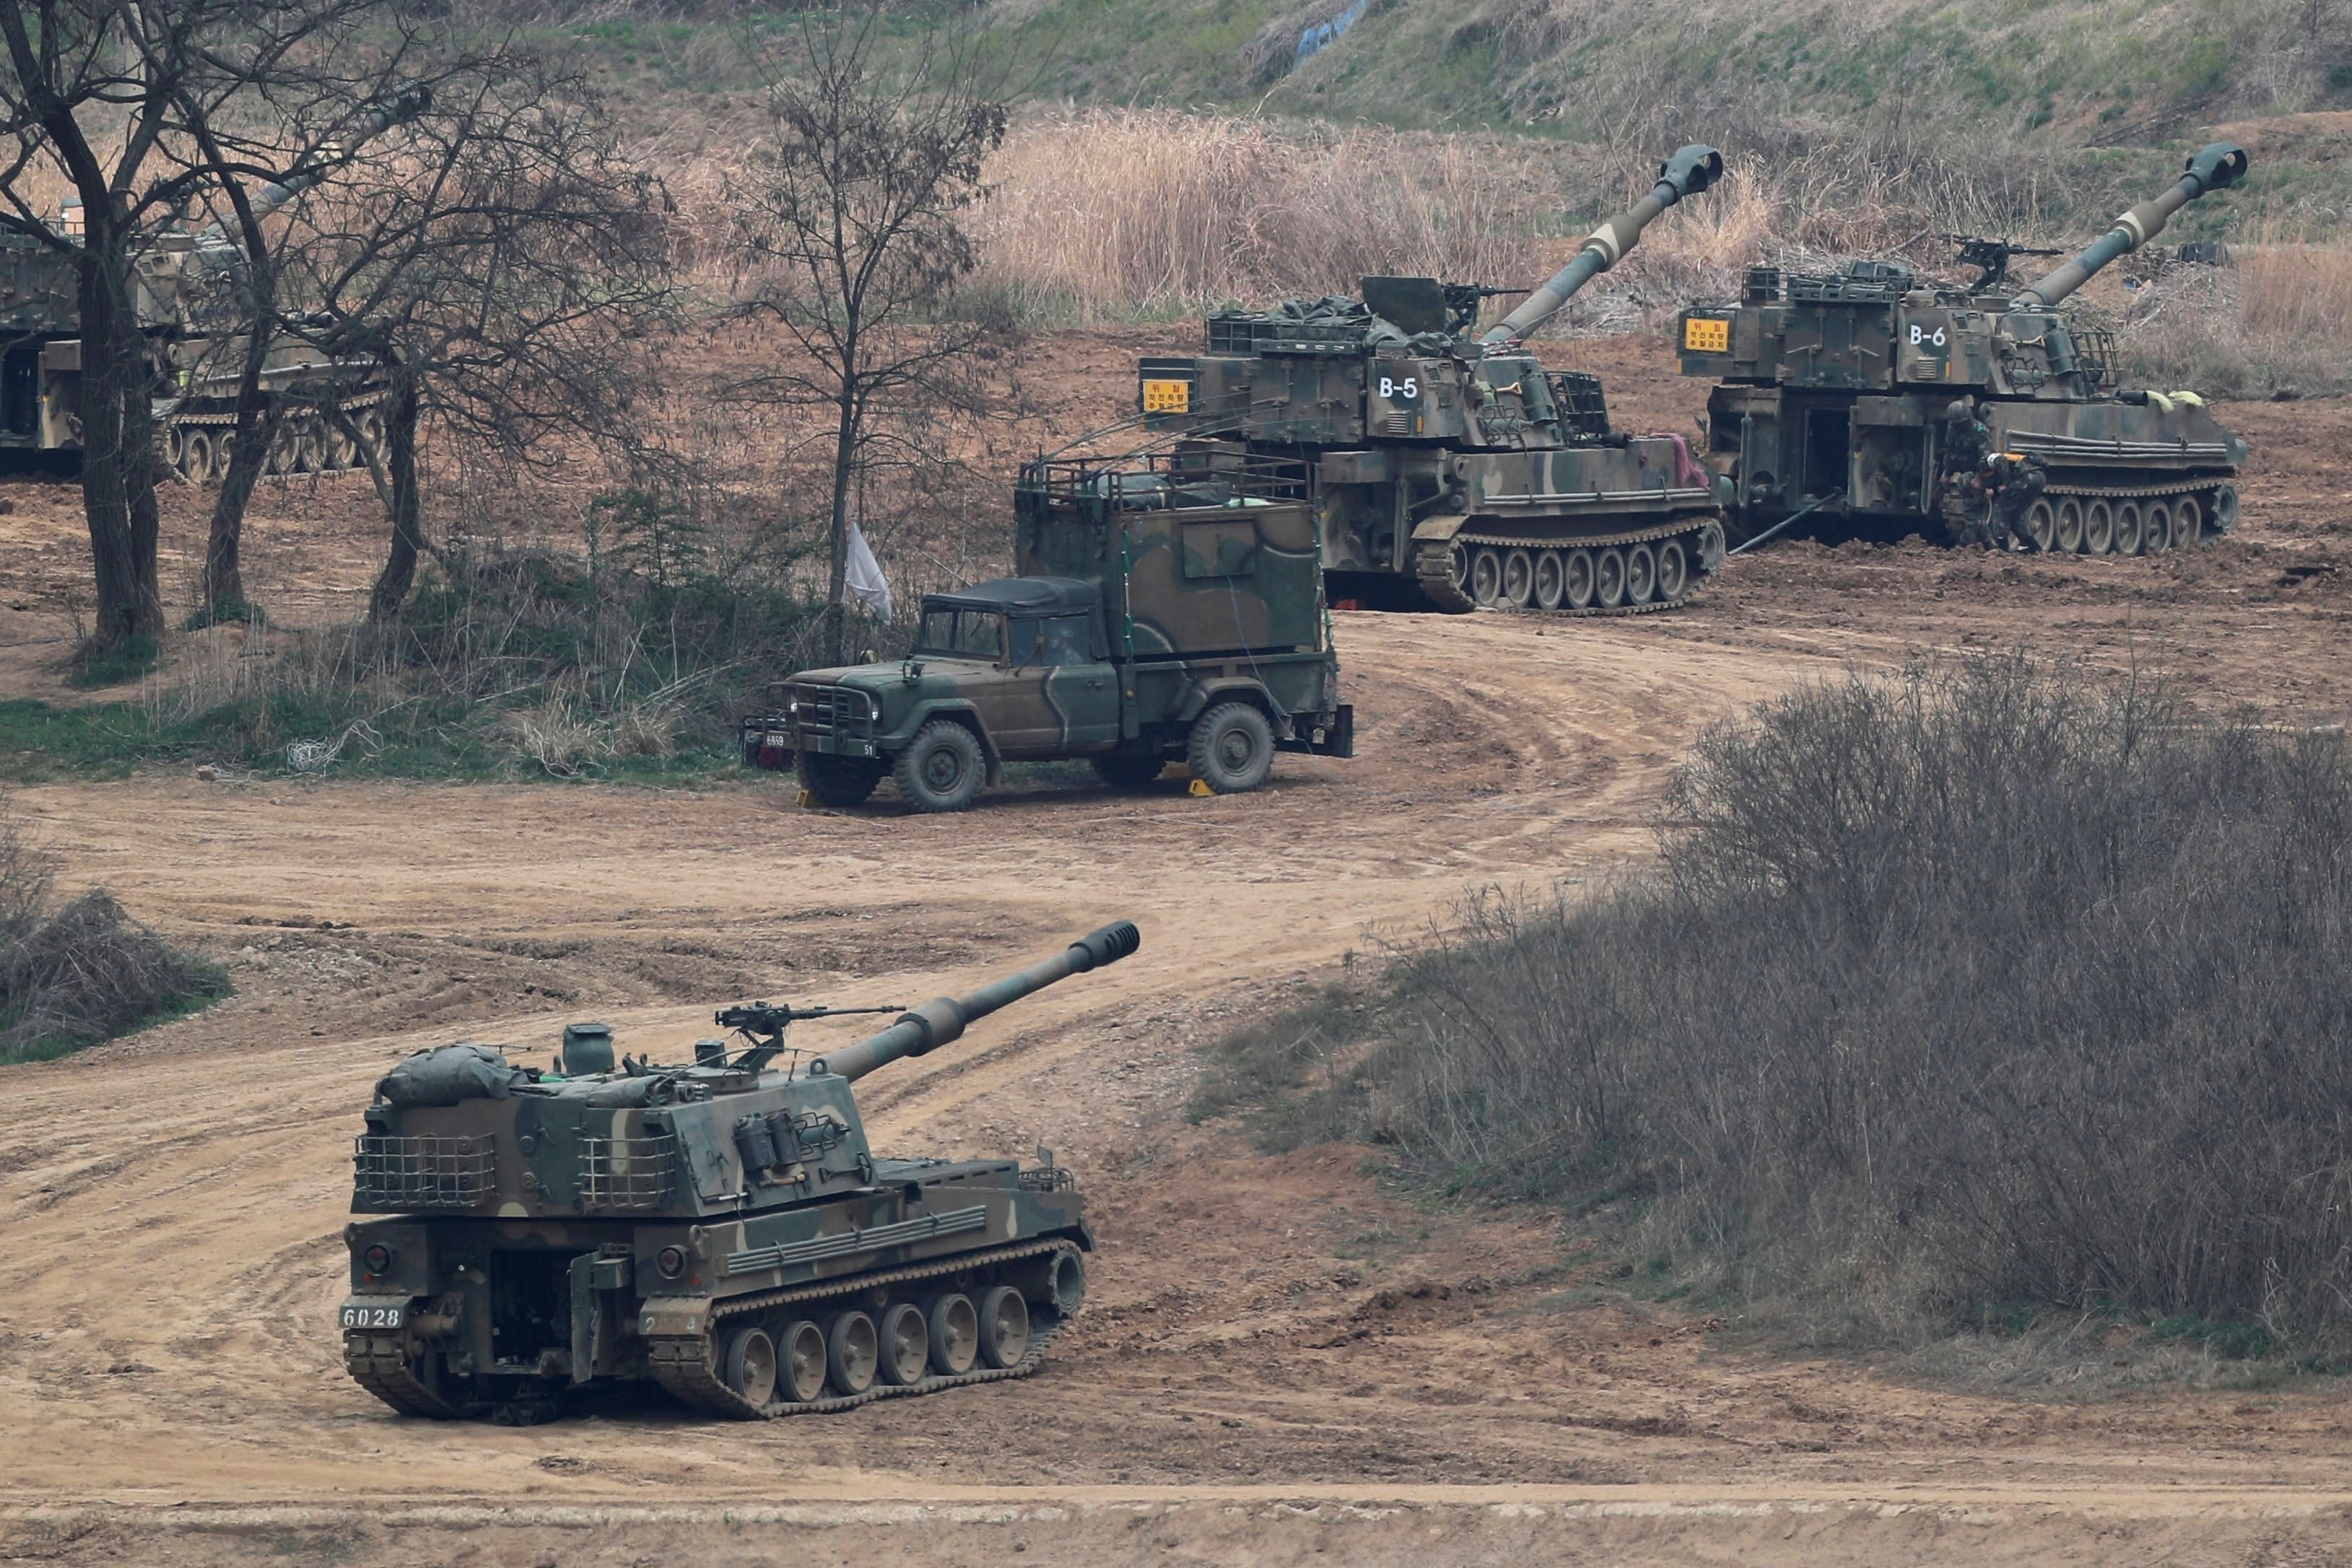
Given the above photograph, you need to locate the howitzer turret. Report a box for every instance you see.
[1118,144,1733,616]
[339,922,1138,1424]
[0,89,430,479]
[1677,142,2253,557]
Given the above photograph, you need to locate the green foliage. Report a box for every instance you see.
[67,634,158,689]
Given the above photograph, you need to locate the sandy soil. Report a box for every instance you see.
[4,333,2352,1566]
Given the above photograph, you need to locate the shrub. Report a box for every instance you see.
[1314,658,2352,1351]
[0,801,226,1063]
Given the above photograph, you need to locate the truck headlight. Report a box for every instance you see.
[362,1243,394,1276]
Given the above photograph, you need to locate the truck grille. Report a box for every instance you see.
[788,684,874,740]
[579,1133,680,1212]
[353,1134,497,1210]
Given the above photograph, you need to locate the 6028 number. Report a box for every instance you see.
[340,1305,405,1330]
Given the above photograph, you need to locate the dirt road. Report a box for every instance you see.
[4,358,2352,1562]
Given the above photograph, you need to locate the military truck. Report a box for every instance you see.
[744,447,1352,811]
[0,91,426,480]
[1676,143,2252,554]
[341,921,1137,1422]
[1124,145,1730,614]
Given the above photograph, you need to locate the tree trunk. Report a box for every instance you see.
[72,249,154,647]
[825,386,856,666]
[204,401,279,615]
[368,378,426,620]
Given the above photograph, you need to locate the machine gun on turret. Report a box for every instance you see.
[1941,235,2062,295]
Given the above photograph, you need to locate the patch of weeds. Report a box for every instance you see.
[1188,980,1372,1150]
[181,599,266,632]
[67,634,158,689]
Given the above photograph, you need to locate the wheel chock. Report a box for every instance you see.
[1188,778,1214,798]
[796,788,817,809]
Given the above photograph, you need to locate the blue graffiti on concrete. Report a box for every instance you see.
[1294,0,1369,70]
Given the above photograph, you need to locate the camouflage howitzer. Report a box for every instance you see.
[0,89,428,482]
[747,443,1351,812]
[341,922,1138,1423]
[1126,145,1728,614]
[1677,143,2252,556]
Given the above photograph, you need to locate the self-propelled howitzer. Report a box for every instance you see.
[1131,146,1730,614]
[340,921,1138,1422]
[1676,143,2252,555]
[0,89,429,479]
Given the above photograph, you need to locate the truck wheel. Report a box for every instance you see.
[1188,702,1273,794]
[796,751,881,807]
[1092,753,1164,790]
[894,720,984,812]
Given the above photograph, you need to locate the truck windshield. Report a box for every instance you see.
[1006,614,1094,668]
[915,607,1005,661]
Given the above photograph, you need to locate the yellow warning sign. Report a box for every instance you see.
[1682,316,1730,354]
[1141,378,1190,414]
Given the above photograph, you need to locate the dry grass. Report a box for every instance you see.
[2114,239,2352,397]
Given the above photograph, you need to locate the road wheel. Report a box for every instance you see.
[894,720,984,812]
[2144,500,2174,554]
[2210,482,2240,535]
[1532,550,1565,609]
[1187,702,1273,794]
[825,1310,878,1396]
[324,418,358,470]
[1655,539,1689,601]
[178,427,213,484]
[1500,549,1535,609]
[266,422,298,476]
[1445,541,1471,599]
[1564,549,1595,609]
[2083,500,2114,555]
[2114,500,2145,556]
[1468,546,1502,606]
[1092,752,1163,790]
[977,1285,1030,1370]
[796,750,881,808]
[2021,497,2056,552]
[720,1325,778,1408]
[1625,543,1657,604]
[2174,495,2203,549]
[357,408,386,463]
[876,1303,929,1387]
[778,1319,827,1402]
[1594,547,1627,609]
[2055,498,2083,553]
[295,419,327,473]
[924,1293,978,1376]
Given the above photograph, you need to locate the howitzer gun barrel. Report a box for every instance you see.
[808,920,1141,1082]
[193,86,431,249]
[2011,141,2247,309]
[1481,144,1722,346]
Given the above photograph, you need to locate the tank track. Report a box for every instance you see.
[1414,514,1726,616]
[650,1238,1077,1419]
[1992,479,2239,553]
[344,1336,465,1419]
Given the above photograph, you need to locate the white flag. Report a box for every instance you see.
[844,523,893,619]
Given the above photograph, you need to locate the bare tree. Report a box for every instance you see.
[723,13,1014,663]
[260,38,673,620]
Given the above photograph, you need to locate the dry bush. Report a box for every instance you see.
[2115,241,2352,397]
[0,798,225,1063]
[1347,658,2352,1354]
